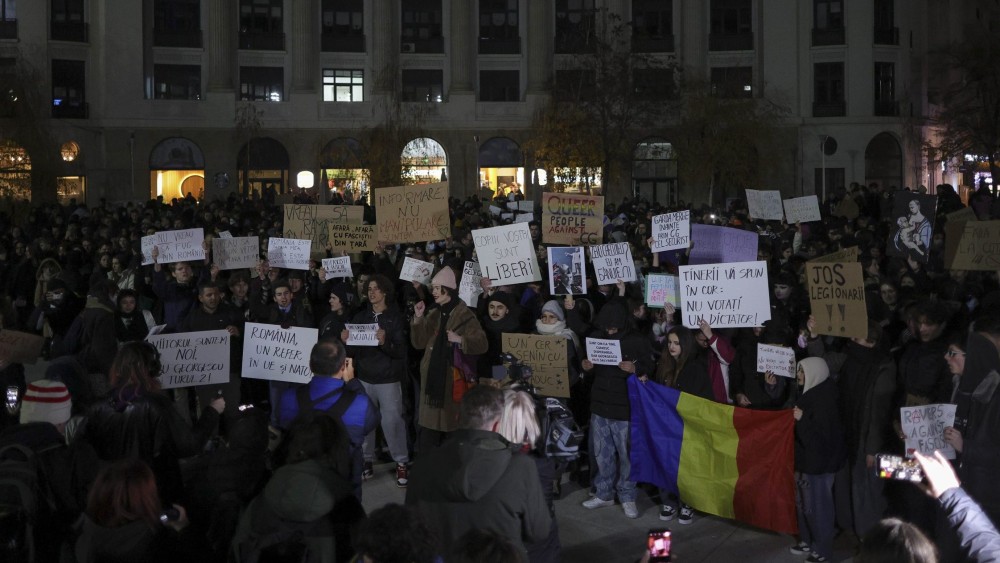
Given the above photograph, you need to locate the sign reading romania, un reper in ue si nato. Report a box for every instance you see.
[242,323,318,384]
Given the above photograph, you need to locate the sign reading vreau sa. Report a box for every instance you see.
[542,193,604,246]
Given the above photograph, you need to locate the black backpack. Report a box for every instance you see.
[539,398,584,462]
[0,443,57,563]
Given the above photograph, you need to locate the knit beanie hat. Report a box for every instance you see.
[431,266,457,289]
[20,380,72,425]
[330,282,352,307]
[541,300,565,322]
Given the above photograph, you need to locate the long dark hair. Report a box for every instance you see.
[658,326,696,388]
[86,458,163,530]
[109,341,162,405]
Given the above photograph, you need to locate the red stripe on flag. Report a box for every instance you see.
[732,408,798,535]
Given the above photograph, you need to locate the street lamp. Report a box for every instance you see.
[297,171,314,201]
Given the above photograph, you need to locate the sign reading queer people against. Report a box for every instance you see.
[459,261,483,307]
[502,333,570,398]
[679,260,771,329]
[283,205,363,258]
[242,323,318,384]
[756,344,796,378]
[399,257,435,286]
[783,196,822,223]
[944,220,1000,271]
[329,223,378,252]
[267,238,311,270]
[541,193,604,245]
[345,324,380,347]
[147,330,230,389]
[688,224,758,265]
[375,182,450,243]
[213,236,259,270]
[650,211,690,252]
[806,262,867,339]
[900,404,957,459]
[590,243,637,285]
[472,223,541,286]
[322,256,353,279]
[142,228,205,265]
[746,189,784,221]
[645,274,680,308]
[585,337,623,366]
[0,330,45,364]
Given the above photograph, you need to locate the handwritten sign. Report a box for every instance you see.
[267,237,311,270]
[811,246,859,264]
[746,189,784,221]
[783,196,822,223]
[147,330,230,389]
[946,206,977,224]
[688,224,758,265]
[900,404,957,459]
[645,274,679,308]
[329,223,378,252]
[590,243,637,285]
[585,337,623,366]
[472,222,541,286]
[0,330,44,364]
[213,236,259,270]
[218,231,233,239]
[755,344,796,378]
[241,323,318,384]
[459,261,483,307]
[679,260,771,329]
[283,204,363,258]
[944,220,1000,271]
[399,257,435,285]
[322,256,353,279]
[651,211,690,252]
[141,229,205,265]
[541,192,604,246]
[501,333,570,398]
[345,323,380,347]
[806,262,867,339]
[375,182,450,243]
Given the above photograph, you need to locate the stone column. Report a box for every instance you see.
[290,0,317,92]
[207,0,235,91]
[526,0,552,94]
[450,0,473,92]
[372,0,397,93]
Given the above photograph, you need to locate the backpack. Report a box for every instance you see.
[539,398,584,462]
[234,497,314,563]
[0,443,56,563]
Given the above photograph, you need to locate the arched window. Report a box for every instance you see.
[478,137,525,199]
[865,132,903,192]
[149,137,206,201]
[0,139,31,200]
[237,136,290,197]
[320,137,369,202]
[400,137,447,185]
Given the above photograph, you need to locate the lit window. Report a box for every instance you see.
[322,69,364,102]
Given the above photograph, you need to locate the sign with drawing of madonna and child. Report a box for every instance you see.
[886,193,937,264]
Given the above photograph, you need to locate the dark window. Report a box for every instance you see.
[554,69,596,102]
[633,68,675,100]
[0,0,16,40]
[812,0,844,45]
[51,0,88,42]
[401,69,443,102]
[51,59,87,118]
[874,62,897,116]
[401,0,443,54]
[240,0,285,50]
[321,0,364,52]
[632,0,673,52]
[478,0,519,54]
[479,70,519,102]
[710,66,753,98]
[813,62,845,117]
[322,69,364,102]
[154,0,202,47]
[239,66,283,101]
[873,0,898,45]
[555,0,596,54]
[153,64,201,100]
[709,0,752,51]
[814,167,845,198]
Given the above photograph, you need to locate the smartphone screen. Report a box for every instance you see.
[6,386,17,407]
[647,529,671,562]
[876,453,924,482]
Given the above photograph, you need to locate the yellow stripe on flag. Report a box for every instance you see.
[676,393,739,518]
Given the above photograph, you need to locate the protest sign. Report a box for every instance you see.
[806,261,867,339]
[585,337,623,366]
[783,196,822,223]
[147,330,230,389]
[517,201,534,212]
[515,213,534,223]
[241,323,318,384]
[141,228,205,265]
[811,246,860,264]
[501,212,514,221]
[746,189,784,221]
[267,237,311,270]
[944,220,1000,271]
[590,243,637,285]
[756,344,796,378]
[218,231,233,239]
[541,192,604,246]
[650,211,690,252]
[399,257,435,285]
[472,223,541,286]
[645,274,679,308]
[886,193,937,264]
[329,223,378,252]
[459,261,484,307]
[322,256,353,279]
[688,224,759,265]
[213,236,259,270]
[374,182,450,243]
[946,206,977,224]
[900,404,957,459]
[283,204,363,258]
[345,323,380,347]
[501,333,570,398]
[679,260,771,329]
[547,247,586,295]
[489,205,502,216]
[0,330,44,364]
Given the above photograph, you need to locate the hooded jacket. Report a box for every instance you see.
[955,332,1000,524]
[794,357,846,474]
[587,300,655,420]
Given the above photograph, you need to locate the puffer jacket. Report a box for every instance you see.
[348,304,407,385]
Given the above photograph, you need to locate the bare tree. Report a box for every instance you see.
[0,56,60,203]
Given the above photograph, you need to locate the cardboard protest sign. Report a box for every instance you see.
[590,243,637,285]
[805,262,867,339]
[147,330,230,389]
[900,404,957,459]
[645,274,679,308]
[374,182,450,243]
[399,257,435,285]
[746,189,784,221]
[472,223,541,286]
[946,206,977,224]
[501,333,570,398]
[811,246,859,264]
[688,224,758,265]
[458,261,483,307]
[547,247,586,295]
[679,260,771,329]
[0,330,44,364]
[585,337,623,366]
[345,323,380,347]
[650,211,690,252]
[886,193,937,264]
[322,256,353,279]
[241,323,318,384]
[783,196,822,223]
[756,344,796,378]
[213,236,259,270]
[329,223,378,252]
[944,220,1000,271]
[541,192,604,246]
[142,228,205,265]
[267,237,311,270]
[283,204,363,258]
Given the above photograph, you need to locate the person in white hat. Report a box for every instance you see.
[20,379,73,434]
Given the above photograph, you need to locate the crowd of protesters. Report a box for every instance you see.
[0,178,999,563]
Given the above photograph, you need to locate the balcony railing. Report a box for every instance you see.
[239,31,285,51]
[321,33,365,52]
[874,26,899,45]
[813,101,846,117]
[52,102,89,119]
[51,21,88,43]
[708,32,753,51]
[400,36,444,54]
[153,29,203,48]
[874,100,899,116]
[0,19,16,40]
[812,27,845,46]
[478,37,521,54]
[632,34,675,53]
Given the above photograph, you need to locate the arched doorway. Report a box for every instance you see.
[400,138,447,184]
[320,137,368,203]
[865,132,903,192]
[0,139,31,200]
[149,137,205,201]
[237,137,290,198]
[632,138,677,204]
[478,137,525,200]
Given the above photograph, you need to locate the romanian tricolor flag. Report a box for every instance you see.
[628,377,798,535]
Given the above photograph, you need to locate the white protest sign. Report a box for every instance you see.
[472,222,541,286]
[147,330,230,389]
[585,337,623,366]
[399,257,435,285]
[322,256,354,279]
[755,344,796,378]
[141,228,205,265]
[241,323,318,384]
[501,212,514,221]
[345,323,380,347]
[459,261,483,307]
[489,205,502,216]
[651,211,690,252]
[783,195,822,223]
[679,260,771,328]
[213,236,259,270]
[267,237,311,270]
[645,274,679,308]
[900,404,957,459]
[218,231,233,239]
[147,324,167,337]
[515,213,534,223]
[746,189,785,221]
[590,243,637,285]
